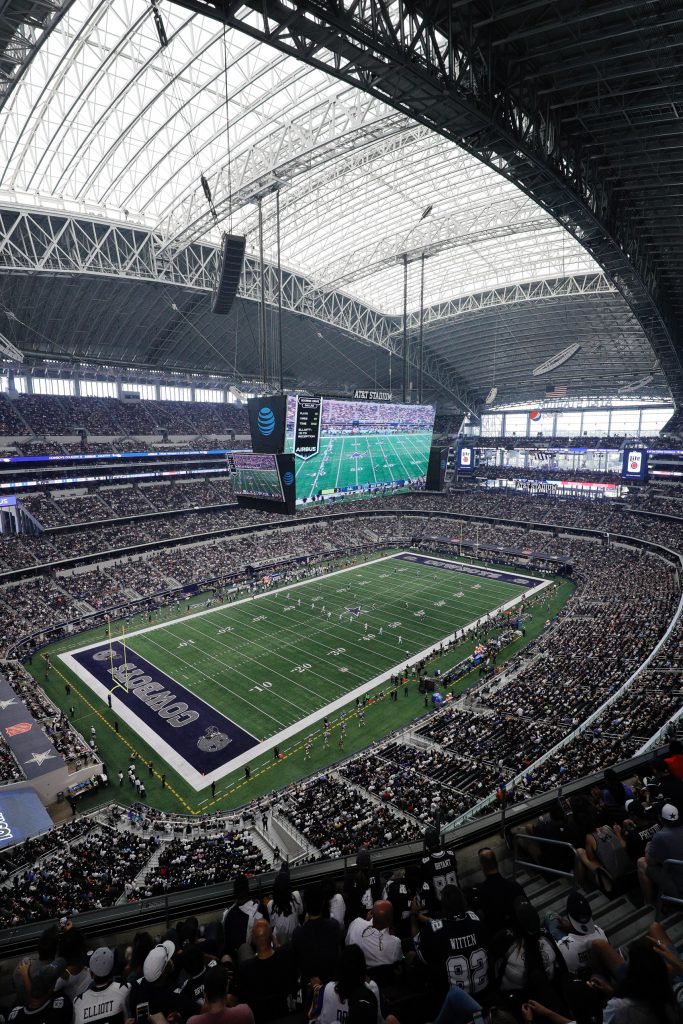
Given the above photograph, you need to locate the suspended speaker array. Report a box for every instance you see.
[211,233,246,315]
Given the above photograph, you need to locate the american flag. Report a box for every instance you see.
[545,384,568,399]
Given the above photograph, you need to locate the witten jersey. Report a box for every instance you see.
[415,912,489,995]
[73,983,130,1024]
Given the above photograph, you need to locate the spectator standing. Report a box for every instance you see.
[129,941,177,1018]
[415,886,488,1010]
[469,848,526,935]
[72,948,129,1024]
[639,803,683,905]
[310,945,394,1024]
[235,921,294,1024]
[8,964,72,1024]
[346,901,403,977]
[222,875,268,959]
[266,867,303,945]
[187,965,254,1024]
[291,883,342,993]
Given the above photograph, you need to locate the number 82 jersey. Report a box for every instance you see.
[415,912,489,996]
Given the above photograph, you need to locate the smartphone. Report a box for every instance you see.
[136,1002,150,1024]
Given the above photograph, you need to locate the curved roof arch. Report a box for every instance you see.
[0,0,673,405]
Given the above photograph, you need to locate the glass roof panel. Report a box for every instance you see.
[0,0,600,314]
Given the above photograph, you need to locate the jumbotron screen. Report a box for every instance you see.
[285,396,435,505]
[230,453,284,501]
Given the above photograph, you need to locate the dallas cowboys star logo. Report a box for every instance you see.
[345,606,365,617]
[24,751,56,767]
[0,698,16,710]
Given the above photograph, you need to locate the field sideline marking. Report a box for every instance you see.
[59,553,550,791]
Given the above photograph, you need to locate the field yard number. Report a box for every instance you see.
[252,615,267,623]
[472,584,481,590]
[328,648,346,656]
[362,633,376,642]
[217,626,233,634]
[178,639,196,648]
[250,681,273,693]
[290,663,312,674]
[388,620,402,629]
[434,600,445,607]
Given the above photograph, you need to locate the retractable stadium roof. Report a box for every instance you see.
[0,0,677,409]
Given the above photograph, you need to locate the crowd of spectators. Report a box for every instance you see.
[127,833,269,899]
[0,394,250,437]
[474,433,681,449]
[0,826,157,926]
[1,661,94,771]
[0,732,23,784]
[5,478,235,531]
[278,775,421,857]
[477,465,618,484]
[0,818,94,879]
[2,783,681,1024]
[339,742,473,824]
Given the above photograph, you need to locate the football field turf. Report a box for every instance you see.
[61,552,548,791]
[234,466,283,498]
[292,432,432,501]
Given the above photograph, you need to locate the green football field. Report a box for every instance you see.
[234,466,283,499]
[62,551,546,799]
[45,548,572,814]
[291,431,432,501]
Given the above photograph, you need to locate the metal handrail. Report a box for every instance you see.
[655,858,683,921]
[511,831,579,889]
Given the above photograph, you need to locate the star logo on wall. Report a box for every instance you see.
[0,699,16,711]
[24,751,56,767]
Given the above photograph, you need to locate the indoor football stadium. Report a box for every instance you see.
[0,4,682,1024]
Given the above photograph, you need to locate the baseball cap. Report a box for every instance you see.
[661,803,679,823]
[90,947,115,979]
[566,891,597,936]
[143,940,175,982]
[356,849,371,868]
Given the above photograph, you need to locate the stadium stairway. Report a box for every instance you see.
[513,867,683,952]
[270,811,317,862]
[249,821,279,867]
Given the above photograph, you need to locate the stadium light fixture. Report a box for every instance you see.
[532,342,581,376]
[618,375,654,393]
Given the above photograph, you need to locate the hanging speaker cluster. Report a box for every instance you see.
[211,233,246,315]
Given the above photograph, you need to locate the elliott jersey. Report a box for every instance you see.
[72,983,129,1024]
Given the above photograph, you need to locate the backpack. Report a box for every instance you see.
[590,828,634,895]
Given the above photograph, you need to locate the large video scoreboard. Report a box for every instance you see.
[228,451,295,514]
[284,395,435,505]
[246,394,435,507]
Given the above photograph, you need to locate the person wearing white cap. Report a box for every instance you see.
[72,948,129,1024]
[639,802,683,905]
[129,941,177,1020]
[544,891,607,976]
